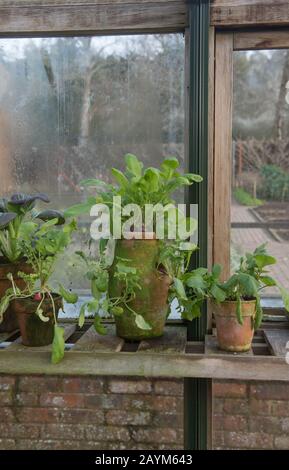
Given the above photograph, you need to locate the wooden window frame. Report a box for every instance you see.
[213,29,289,280]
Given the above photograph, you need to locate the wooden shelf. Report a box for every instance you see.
[1,323,289,381]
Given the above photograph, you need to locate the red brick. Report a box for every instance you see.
[274,436,289,449]
[0,423,40,439]
[60,408,104,424]
[16,407,61,423]
[131,428,180,444]
[271,400,289,417]
[250,382,289,400]
[108,379,152,394]
[214,414,248,432]
[225,431,274,449]
[154,379,183,396]
[43,424,85,440]
[213,431,225,449]
[214,381,247,398]
[84,394,125,410]
[214,398,224,414]
[223,398,249,415]
[152,413,183,428]
[0,376,15,391]
[63,377,104,394]
[249,416,282,435]
[0,407,15,423]
[0,391,12,405]
[0,439,16,450]
[15,392,39,407]
[85,425,130,442]
[106,410,151,426]
[40,393,84,408]
[250,399,272,415]
[18,376,62,392]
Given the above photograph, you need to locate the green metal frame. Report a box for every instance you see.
[184,0,210,450]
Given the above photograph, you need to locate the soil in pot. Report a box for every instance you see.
[0,258,33,333]
[12,294,63,347]
[213,300,256,352]
[109,238,171,341]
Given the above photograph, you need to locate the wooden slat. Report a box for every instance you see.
[0,1,180,5]
[1,348,289,381]
[264,329,289,357]
[7,323,76,352]
[73,325,124,352]
[213,32,233,280]
[205,335,253,356]
[211,1,289,27]
[0,2,188,34]
[234,30,289,51]
[137,326,186,353]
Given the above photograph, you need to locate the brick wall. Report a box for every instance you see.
[0,375,184,450]
[213,380,289,450]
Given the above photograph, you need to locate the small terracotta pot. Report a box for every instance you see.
[0,258,33,332]
[213,300,256,352]
[11,294,63,347]
[109,238,171,341]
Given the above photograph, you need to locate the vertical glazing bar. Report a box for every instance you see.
[184,0,210,451]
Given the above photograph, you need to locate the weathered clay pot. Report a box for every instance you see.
[0,258,33,332]
[213,300,256,352]
[11,294,63,347]
[109,238,171,341]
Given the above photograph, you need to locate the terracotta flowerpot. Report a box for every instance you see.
[11,294,63,347]
[0,258,33,332]
[109,238,171,341]
[213,300,256,352]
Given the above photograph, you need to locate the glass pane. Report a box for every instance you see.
[0,35,185,315]
[232,49,289,303]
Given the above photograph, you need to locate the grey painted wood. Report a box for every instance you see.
[73,325,124,352]
[137,326,187,353]
[264,329,289,357]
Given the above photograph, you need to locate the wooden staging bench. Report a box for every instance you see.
[1,322,289,382]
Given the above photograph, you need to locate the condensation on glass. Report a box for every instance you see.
[0,35,185,306]
[232,49,289,303]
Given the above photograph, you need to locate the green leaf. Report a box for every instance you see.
[185,273,206,290]
[125,154,143,180]
[58,284,78,304]
[210,284,226,303]
[260,276,276,287]
[51,325,65,364]
[236,296,243,326]
[111,306,123,317]
[87,299,99,313]
[94,315,107,335]
[144,168,160,192]
[35,210,65,225]
[162,157,179,170]
[134,314,151,330]
[78,304,86,328]
[254,254,276,269]
[238,273,258,297]
[181,301,201,321]
[212,264,222,279]
[254,298,262,330]
[64,200,95,217]
[173,277,187,300]
[0,295,10,322]
[80,178,109,188]
[184,173,203,183]
[111,168,129,189]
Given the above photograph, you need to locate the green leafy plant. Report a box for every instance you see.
[0,213,78,363]
[260,164,289,202]
[233,187,263,207]
[65,154,202,230]
[75,240,151,335]
[0,192,50,263]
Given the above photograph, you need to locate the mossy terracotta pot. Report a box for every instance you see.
[213,300,256,352]
[0,258,33,333]
[11,294,63,347]
[109,238,171,341]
